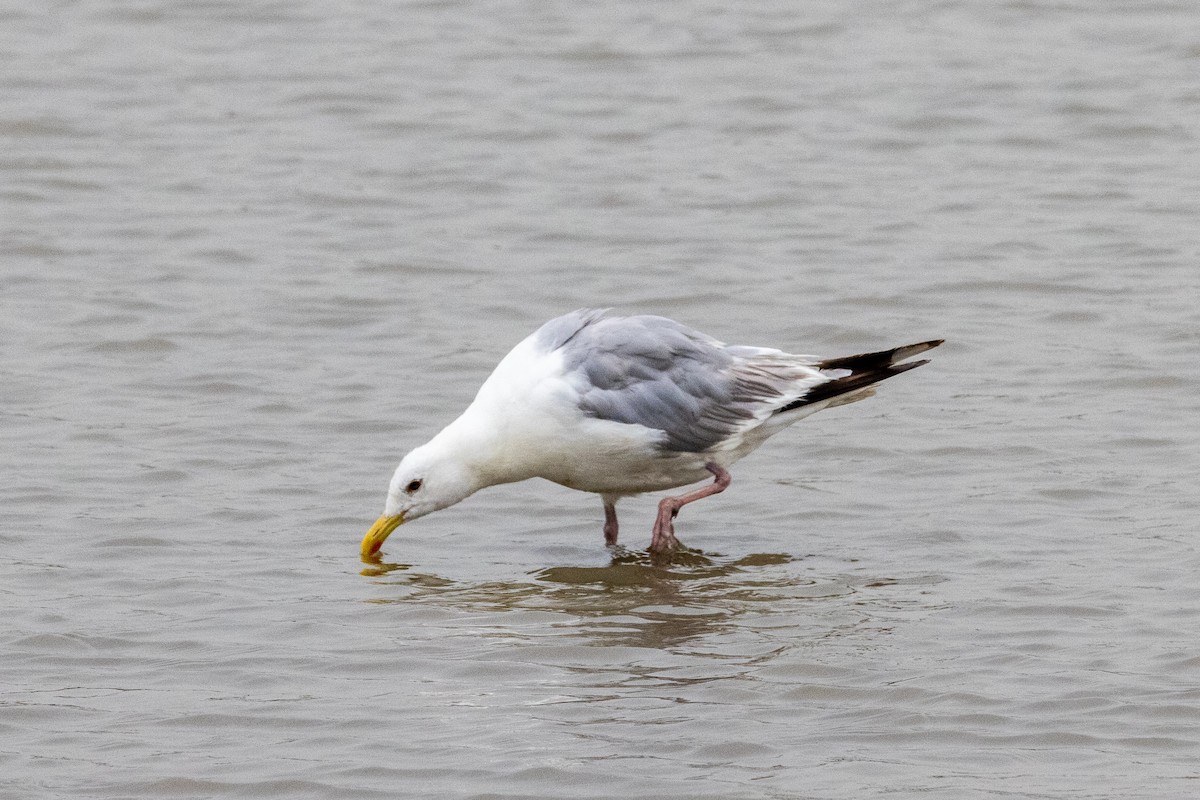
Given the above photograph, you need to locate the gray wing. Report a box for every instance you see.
[537,310,819,453]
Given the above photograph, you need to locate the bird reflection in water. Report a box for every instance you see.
[359,545,877,650]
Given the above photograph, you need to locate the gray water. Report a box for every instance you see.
[4,1,1200,798]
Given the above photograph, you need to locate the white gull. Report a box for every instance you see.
[362,309,941,558]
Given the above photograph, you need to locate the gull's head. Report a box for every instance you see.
[361,441,479,559]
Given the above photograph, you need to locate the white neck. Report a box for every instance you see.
[426,407,516,491]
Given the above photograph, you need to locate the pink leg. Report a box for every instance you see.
[651,463,732,553]
[602,496,619,546]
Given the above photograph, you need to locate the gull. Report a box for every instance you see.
[362,309,941,558]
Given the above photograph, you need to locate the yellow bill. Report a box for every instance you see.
[361,513,405,558]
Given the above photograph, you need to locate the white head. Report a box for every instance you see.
[384,442,479,520]
[361,439,482,558]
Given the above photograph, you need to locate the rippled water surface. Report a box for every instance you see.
[4,1,1199,798]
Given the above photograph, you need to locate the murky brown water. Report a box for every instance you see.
[4,2,1199,798]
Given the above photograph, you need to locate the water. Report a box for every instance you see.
[3,1,1199,798]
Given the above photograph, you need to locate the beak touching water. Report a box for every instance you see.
[361,513,405,558]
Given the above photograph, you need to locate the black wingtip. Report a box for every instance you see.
[891,357,931,374]
[778,341,941,414]
[816,339,944,372]
[901,339,945,359]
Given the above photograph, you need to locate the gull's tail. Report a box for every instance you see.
[779,339,944,413]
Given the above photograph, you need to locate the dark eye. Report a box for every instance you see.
[405,479,423,494]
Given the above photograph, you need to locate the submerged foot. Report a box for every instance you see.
[650,503,680,553]
[648,462,730,554]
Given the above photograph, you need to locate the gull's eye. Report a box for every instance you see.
[405,479,423,494]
